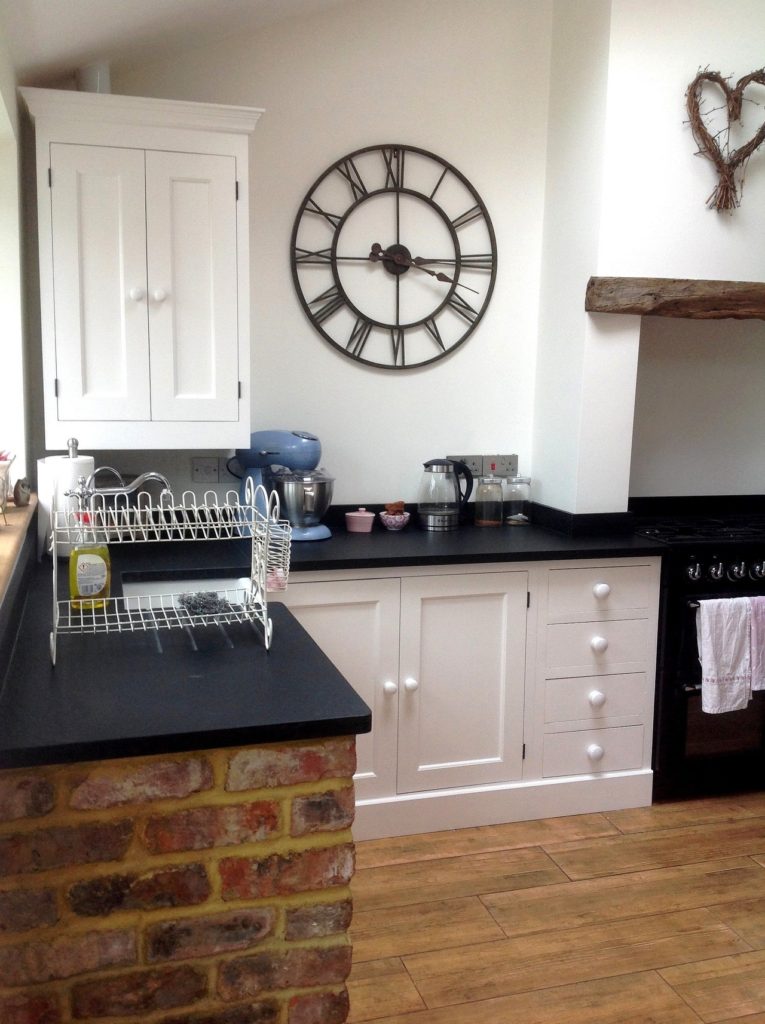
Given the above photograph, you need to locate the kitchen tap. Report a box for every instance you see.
[85,466,171,498]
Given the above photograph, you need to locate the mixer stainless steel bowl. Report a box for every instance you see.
[272,469,334,528]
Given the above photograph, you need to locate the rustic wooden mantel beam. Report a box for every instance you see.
[585,277,765,320]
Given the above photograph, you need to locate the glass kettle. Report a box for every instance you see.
[417,459,474,531]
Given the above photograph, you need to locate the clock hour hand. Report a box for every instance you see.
[369,244,478,294]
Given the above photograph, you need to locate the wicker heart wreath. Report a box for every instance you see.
[686,68,765,211]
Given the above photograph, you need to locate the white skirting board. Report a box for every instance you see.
[352,770,653,841]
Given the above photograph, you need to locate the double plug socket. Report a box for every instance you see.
[446,454,519,478]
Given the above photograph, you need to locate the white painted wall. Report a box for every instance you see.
[601,0,765,500]
[536,0,765,512]
[0,22,27,481]
[18,0,765,509]
[114,0,552,505]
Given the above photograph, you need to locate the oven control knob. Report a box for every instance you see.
[727,561,747,581]
[590,636,608,654]
[750,562,765,580]
[686,562,703,581]
[708,561,725,581]
[586,743,605,762]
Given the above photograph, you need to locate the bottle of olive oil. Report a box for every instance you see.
[69,510,111,611]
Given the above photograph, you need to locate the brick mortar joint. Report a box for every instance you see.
[0,779,354,834]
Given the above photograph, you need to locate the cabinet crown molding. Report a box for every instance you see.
[19,86,263,135]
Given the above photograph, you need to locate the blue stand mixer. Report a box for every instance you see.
[232,430,334,541]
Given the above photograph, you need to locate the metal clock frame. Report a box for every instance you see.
[290,143,497,369]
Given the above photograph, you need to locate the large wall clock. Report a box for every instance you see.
[290,144,497,369]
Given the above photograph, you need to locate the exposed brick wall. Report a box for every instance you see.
[0,737,356,1023]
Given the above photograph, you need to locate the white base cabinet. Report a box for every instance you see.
[277,556,661,840]
[21,88,262,450]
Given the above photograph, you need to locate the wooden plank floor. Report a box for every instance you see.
[349,792,765,1023]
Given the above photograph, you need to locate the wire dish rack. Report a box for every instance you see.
[49,482,291,665]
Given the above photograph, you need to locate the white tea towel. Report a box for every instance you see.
[696,597,752,713]
[750,596,765,691]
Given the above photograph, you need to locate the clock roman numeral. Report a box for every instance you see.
[382,147,405,189]
[347,317,373,357]
[293,246,333,264]
[305,198,342,228]
[337,158,368,201]
[429,165,448,201]
[451,205,483,230]
[458,253,493,269]
[424,318,446,352]
[390,327,406,366]
[447,292,479,324]
[309,284,345,324]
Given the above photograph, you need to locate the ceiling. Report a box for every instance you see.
[1,0,351,84]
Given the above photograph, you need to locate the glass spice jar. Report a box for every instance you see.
[505,475,531,525]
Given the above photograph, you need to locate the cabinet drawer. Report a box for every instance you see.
[545,619,648,676]
[547,564,655,620]
[545,673,647,725]
[542,726,644,777]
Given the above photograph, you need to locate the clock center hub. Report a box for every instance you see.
[382,243,412,276]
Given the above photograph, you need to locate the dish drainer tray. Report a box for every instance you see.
[49,484,291,664]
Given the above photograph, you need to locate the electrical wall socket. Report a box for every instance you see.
[446,454,483,476]
[191,456,219,484]
[483,454,518,478]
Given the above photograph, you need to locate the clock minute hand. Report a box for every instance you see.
[369,244,479,294]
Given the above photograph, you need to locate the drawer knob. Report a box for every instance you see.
[590,635,608,653]
[403,677,419,693]
[383,680,398,695]
[587,743,605,761]
[592,582,611,599]
[588,689,607,708]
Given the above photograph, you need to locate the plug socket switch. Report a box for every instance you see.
[446,455,483,477]
[483,454,519,478]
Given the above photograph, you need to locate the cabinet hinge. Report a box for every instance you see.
[522,742,526,760]
[235,180,239,200]
[527,591,530,608]
[238,381,242,399]
[53,378,59,397]
[48,167,52,188]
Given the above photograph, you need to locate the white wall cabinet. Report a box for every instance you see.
[21,88,262,450]
[277,556,660,840]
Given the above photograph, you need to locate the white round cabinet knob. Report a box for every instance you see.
[152,288,168,302]
[403,677,419,693]
[587,743,605,761]
[383,681,398,695]
[588,689,607,708]
[592,582,611,599]
[590,635,608,653]
[129,286,145,302]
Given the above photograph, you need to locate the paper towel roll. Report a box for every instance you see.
[37,453,95,558]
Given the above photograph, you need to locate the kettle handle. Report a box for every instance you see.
[449,459,474,508]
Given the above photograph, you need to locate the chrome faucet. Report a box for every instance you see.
[86,466,171,498]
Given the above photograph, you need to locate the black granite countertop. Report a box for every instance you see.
[0,548,372,769]
[0,519,664,770]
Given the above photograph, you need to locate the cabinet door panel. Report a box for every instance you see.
[50,144,150,420]
[398,572,527,792]
[276,579,400,800]
[146,151,239,421]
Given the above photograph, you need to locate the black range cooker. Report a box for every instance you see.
[632,500,765,800]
